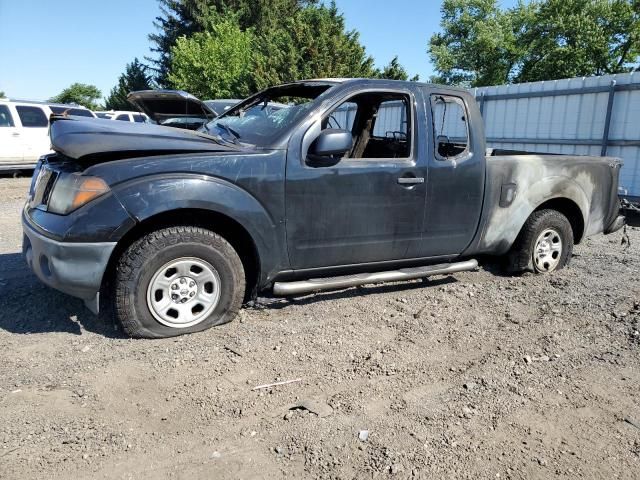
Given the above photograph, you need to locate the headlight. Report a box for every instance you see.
[29,158,44,198]
[47,174,110,215]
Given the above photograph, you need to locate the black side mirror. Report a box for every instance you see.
[309,129,352,157]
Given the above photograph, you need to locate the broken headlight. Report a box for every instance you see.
[47,174,111,215]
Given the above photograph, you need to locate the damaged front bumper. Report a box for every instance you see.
[22,211,115,314]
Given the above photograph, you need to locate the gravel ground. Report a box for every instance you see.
[0,176,639,479]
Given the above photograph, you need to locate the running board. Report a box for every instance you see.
[272,259,478,296]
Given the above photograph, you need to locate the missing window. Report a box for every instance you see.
[322,91,412,160]
[431,95,469,160]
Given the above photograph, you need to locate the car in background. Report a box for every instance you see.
[49,105,96,118]
[0,99,95,169]
[127,90,290,131]
[204,98,289,118]
[127,90,216,130]
[203,99,242,117]
[94,111,148,122]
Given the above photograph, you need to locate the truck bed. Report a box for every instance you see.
[469,152,623,255]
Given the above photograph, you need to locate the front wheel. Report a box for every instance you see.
[113,226,245,338]
[507,209,574,274]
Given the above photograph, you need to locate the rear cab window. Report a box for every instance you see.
[15,105,48,127]
[430,94,469,160]
[0,105,15,127]
[115,114,130,121]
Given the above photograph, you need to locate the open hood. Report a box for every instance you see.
[49,115,237,161]
[127,90,216,129]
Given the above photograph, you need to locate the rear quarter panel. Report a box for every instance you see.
[470,154,622,255]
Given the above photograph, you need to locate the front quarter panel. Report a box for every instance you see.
[112,174,286,284]
[84,151,288,285]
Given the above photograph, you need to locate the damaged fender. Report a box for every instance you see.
[110,174,286,284]
[477,175,589,255]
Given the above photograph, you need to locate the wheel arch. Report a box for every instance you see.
[533,197,585,244]
[104,208,262,302]
[105,174,289,297]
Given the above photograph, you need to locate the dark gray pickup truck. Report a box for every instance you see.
[22,79,625,338]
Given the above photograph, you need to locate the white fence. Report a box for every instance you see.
[472,72,640,197]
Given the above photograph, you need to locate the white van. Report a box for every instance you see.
[0,100,95,170]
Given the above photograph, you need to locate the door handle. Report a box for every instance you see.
[397,176,424,185]
[12,132,20,137]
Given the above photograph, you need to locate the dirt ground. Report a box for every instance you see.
[0,176,639,479]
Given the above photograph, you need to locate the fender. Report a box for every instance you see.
[477,175,589,255]
[111,174,287,284]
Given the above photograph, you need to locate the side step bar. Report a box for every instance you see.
[273,259,478,296]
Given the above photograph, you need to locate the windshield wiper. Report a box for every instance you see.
[200,125,236,147]
[215,122,241,144]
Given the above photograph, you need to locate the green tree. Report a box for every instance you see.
[428,0,525,86]
[516,0,640,82]
[251,1,376,90]
[0,91,5,98]
[49,83,102,109]
[163,1,378,94]
[105,58,154,111]
[376,56,419,81]
[168,15,254,99]
[429,0,640,87]
[148,0,207,87]
[148,0,318,86]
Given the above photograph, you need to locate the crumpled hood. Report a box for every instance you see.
[49,116,237,161]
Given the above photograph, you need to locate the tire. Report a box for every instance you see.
[113,226,245,338]
[507,209,574,274]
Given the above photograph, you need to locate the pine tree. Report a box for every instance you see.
[105,59,154,111]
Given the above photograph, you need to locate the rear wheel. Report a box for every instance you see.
[507,209,574,274]
[113,226,245,338]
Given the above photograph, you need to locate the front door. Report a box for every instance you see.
[285,89,428,270]
[0,105,23,165]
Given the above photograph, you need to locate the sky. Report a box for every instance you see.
[0,0,518,102]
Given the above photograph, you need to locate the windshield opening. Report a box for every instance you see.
[203,83,334,147]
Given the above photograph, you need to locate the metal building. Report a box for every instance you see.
[472,72,640,198]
